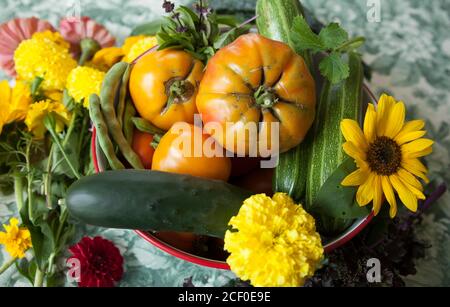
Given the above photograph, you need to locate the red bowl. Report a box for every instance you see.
[90,83,381,270]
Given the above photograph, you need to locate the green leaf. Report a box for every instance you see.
[216,15,239,27]
[318,23,349,50]
[319,52,350,84]
[213,26,249,49]
[15,258,36,286]
[312,158,371,219]
[178,6,197,31]
[178,5,200,24]
[30,77,44,96]
[52,131,80,179]
[130,20,164,36]
[336,37,366,53]
[291,16,324,53]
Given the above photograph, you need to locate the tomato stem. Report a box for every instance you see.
[164,79,195,113]
[254,85,278,108]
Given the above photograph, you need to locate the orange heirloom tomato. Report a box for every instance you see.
[129,49,204,130]
[132,130,155,169]
[152,122,231,181]
[196,33,316,154]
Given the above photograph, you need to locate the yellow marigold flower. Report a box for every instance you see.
[90,47,124,71]
[224,193,324,287]
[31,30,70,50]
[341,94,433,218]
[122,35,147,54]
[44,90,64,104]
[0,80,32,134]
[66,66,105,108]
[0,218,32,259]
[14,32,77,91]
[123,36,158,63]
[25,99,71,139]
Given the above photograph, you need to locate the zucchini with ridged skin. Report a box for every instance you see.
[256,0,312,68]
[66,170,252,238]
[256,0,313,201]
[306,52,364,235]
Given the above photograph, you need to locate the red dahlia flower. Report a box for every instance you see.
[68,236,124,287]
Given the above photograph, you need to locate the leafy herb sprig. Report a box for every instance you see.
[291,16,365,84]
[158,0,250,63]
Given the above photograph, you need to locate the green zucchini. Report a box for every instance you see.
[306,52,364,235]
[256,0,312,201]
[256,0,312,68]
[66,170,252,238]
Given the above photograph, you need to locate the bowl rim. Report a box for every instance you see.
[90,83,377,270]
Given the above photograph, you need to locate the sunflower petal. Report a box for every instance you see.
[356,173,375,206]
[398,120,425,134]
[395,130,426,145]
[372,176,383,215]
[342,142,366,161]
[402,138,434,158]
[342,168,369,186]
[381,176,397,218]
[397,168,423,191]
[363,104,377,143]
[341,119,368,149]
[390,174,418,212]
[376,94,395,136]
[398,173,426,200]
[384,101,405,138]
[401,159,430,183]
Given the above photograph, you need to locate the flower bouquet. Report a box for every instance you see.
[0,0,446,287]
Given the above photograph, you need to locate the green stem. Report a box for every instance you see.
[25,139,34,222]
[163,79,194,113]
[151,134,162,150]
[44,144,55,209]
[76,112,89,160]
[254,85,278,108]
[33,267,44,287]
[63,107,79,148]
[0,257,15,275]
[78,38,101,66]
[335,36,366,53]
[45,116,81,179]
[13,173,24,213]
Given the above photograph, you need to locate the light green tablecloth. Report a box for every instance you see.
[0,0,449,286]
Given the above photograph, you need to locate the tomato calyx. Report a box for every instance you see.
[163,78,195,113]
[254,85,279,109]
[150,133,163,150]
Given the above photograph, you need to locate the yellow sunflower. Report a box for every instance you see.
[341,94,433,218]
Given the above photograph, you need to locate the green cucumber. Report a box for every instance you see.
[66,170,252,238]
[306,52,364,235]
[256,0,312,201]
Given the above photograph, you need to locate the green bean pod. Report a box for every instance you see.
[117,64,132,128]
[88,94,125,170]
[131,117,166,135]
[123,98,137,145]
[100,62,144,169]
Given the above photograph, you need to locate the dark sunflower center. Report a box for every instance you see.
[366,136,402,176]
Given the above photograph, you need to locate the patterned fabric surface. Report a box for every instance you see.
[0,0,449,286]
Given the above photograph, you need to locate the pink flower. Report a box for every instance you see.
[60,16,116,58]
[0,17,55,77]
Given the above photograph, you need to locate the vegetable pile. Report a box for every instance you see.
[49,0,443,287]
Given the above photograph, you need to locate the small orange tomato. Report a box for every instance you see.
[152,123,231,181]
[129,49,204,130]
[132,130,155,169]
